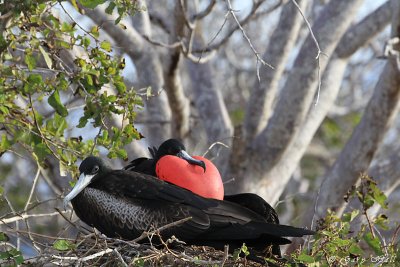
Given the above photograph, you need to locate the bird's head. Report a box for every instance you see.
[157,139,206,172]
[63,156,109,209]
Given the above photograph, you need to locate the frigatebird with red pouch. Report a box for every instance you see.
[63,156,314,263]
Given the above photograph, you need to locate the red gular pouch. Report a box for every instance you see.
[156,155,224,200]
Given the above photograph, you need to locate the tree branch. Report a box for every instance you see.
[162,2,191,138]
[315,30,400,222]
[252,0,364,173]
[243,0,308,141]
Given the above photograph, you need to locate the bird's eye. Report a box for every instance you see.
[92,165,99,174]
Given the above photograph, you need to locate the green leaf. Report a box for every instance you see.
[332,238,351,247]
[25,54,36,71]
[61,22,74,32]
[39,45,53,69]
[371,184,388,209]
[297,253,315,263]
[14,254,24,265]
[77,115,89,128]
[8,249,23,264]
[342,210,359,222]
[0,134,12,153]
[78,0,107,9]
[0,251,10,260]
[53,239,76,251]
[0,105,9,115]
[348,244,363,256]
[0,232,9,242]
[48,90,68,117]
[240,243,249,256]
[100,40,112,52]
[108,148,127,160]
[33,143,50,163]
[374,214,389,230]
[105,2,116,14]
[114,80,126,94]
[82,37,91,48]
[90,26,100,38]
[363,232,383,255]
[27,74,42,84]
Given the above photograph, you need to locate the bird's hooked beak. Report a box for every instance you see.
[63,173,94,209]
[177,150,206,172]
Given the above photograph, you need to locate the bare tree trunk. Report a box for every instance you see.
[244,0,308,141]
[230,0,364,199]
[313,0,400,221]
[162,2,190,139]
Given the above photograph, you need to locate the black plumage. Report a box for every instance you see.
[64,156,314,259]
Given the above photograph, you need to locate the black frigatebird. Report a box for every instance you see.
[63,156,314,261]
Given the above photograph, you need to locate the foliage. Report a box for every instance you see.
[0,0,144,178]
[291,174,398,267]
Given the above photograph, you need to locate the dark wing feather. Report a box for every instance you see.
[224,193,280,224]
[72,187,211,240]
[123,157,155,176]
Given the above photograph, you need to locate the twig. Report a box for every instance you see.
[90,126,103,155]
[3,195,20,250]
[141,34,181,49]
[1,197,61,220]
[289,0,327,106]
[52,248,113,262]
[113,248,128,267]
[22,162,43,252]
[390,223,400,246]
[223,177,235,185]
[0,211,71,225]
[221,244,229,266]
[132,217,192,243]
[24,163,41,212]
[364,208,376,239]
[225,0,274,73]
[202,141,229,157]
[372,224,388,255]
[192,0,217,21]
[197,0,282,54]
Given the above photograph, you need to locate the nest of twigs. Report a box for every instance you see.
[1,208,284,266]
[21,231,270,267]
